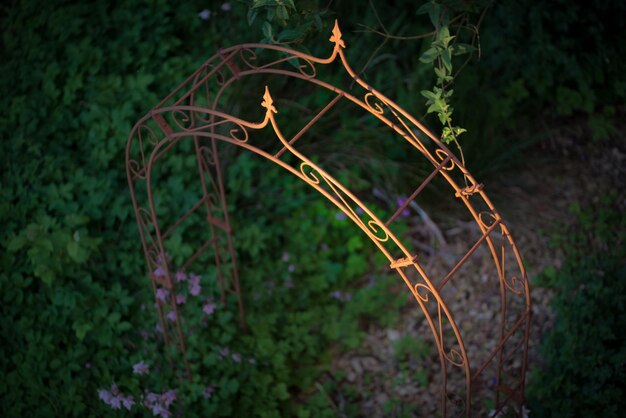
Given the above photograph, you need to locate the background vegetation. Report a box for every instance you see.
[1,0,624,416]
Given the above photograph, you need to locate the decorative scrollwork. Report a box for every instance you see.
[364,92,385,115]
[238,48,259,70]
[172,109,194,131]
[228,120,249,143]
[435,149,456,171]
[299,161,322,185]
[414,282,431,303]
[504,275,525,295]
[478,211,499,229]
[297,56,317,78]
[443,348,466,368]
[128,159,144,180]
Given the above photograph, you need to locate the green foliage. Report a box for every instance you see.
[528,192,626,417]
[417,1,483,145]
[0,2,411,416]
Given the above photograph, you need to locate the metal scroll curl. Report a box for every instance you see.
[413,282,466,369]
[297,161,389,243]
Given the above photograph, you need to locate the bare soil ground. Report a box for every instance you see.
[326,129,626,417]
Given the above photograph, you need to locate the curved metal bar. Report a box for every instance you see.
[125,19,531,417]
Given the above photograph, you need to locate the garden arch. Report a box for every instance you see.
[126,21,531,417]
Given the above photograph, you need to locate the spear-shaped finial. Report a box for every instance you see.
[329,19,346,49]
[261,86,277,115]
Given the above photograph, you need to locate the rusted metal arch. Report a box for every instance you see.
[126,21,531,417]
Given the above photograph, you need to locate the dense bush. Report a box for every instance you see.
[527,193,626,417]
[0,1,404,416]
[2,0,624,416]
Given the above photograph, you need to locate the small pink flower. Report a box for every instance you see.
[232,353,241,362]
[219,347,229,357]
[175,294,186,305]
[153,267,166,278]
[288,264,295,273]
[282,252,290,262]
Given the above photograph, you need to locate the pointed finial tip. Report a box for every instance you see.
[329,19,345,49]
[261,85,277,114]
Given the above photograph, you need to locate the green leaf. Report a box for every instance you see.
[73,321,92,341]
[419,47,439,64]
[7,235,26,252]
[441,49,452,73]
[262,21,274,40]
[451,43,476,56]
[67,240,88,263]
[247,8,258,25]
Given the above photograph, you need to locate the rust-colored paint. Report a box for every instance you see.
[126,21,531,417]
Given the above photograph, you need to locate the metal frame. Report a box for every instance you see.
[126,21,531,417]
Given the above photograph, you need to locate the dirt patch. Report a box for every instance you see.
[326,132,625,416]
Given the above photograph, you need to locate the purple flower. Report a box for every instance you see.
[133,360,149,375]
[221,2,231,12]
[155,288,169,302]
[336,212,347,220]
[281,252,290,262]
[153,267,166,278]
[356,207,364,215]
[175,294,186,305]
[288,264,295,273]
[203,385,215,399]
[166,311,177,322]
[144,392,158,406]
[109,394,122,410]
[396,196,411,217]
[188,273,201,296]
[121,395,134,411]
[232,353,241,362]
[198,9,211,20]
[330,290,342,300]
[320,243,329,251]
[219,347,229,358]
[98,388,113,404]
[202,300,216,315]
[85,362,91,369]
[248,357,256,364]
[190,283,201,296]
[160,390,177,407]
[175,270,186,282]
